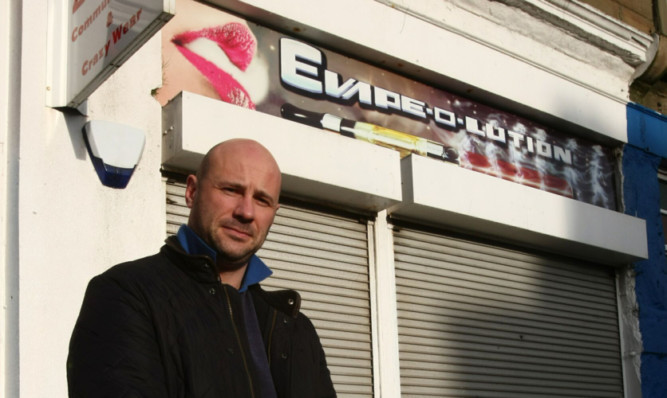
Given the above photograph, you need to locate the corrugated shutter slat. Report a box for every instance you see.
[394,226,622,397]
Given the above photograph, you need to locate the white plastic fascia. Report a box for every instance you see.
[456,0,653,64]
[162,91,403,212]
[378,0,653,96]
[390,154,648,265]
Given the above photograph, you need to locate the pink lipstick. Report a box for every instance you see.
[172,22,257,109]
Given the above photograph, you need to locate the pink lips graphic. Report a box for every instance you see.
[172,22,257,109]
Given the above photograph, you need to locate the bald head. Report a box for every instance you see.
[197,139,281,186]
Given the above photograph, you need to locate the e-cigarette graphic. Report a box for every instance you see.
[280,103,458,163]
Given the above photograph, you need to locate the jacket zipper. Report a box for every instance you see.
[222,285,256,398]
[266,309,278,366]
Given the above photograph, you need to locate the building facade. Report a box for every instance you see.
[2,0,666,397]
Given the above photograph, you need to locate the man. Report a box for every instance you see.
[67,139,336,397]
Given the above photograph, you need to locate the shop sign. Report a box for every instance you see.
[47,0,174,108]
[156,0,617,210]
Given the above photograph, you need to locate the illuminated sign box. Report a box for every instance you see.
[47,0,175,108]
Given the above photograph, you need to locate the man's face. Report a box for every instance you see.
[186,141,281,269]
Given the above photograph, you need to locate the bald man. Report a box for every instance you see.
[68,140,336,398]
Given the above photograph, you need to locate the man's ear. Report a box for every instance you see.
[184,174,198,208]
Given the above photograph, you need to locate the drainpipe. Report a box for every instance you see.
[632,1,667,87]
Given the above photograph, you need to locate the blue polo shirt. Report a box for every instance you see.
[176,224,277,397]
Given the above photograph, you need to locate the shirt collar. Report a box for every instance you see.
[176,225,273,292]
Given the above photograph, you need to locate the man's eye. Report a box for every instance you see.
[255,197,272,207]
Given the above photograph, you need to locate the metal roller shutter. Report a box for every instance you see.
[393,226,622,397]
[166,179,374,397]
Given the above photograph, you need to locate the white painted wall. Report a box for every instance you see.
[6,2,166,397]
[1,0,18,397]
[376,0,651,100]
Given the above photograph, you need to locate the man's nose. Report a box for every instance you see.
[233,194,255,221]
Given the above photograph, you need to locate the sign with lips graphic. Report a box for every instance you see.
[157,0,618,210]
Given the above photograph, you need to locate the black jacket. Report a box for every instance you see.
[67,237,336,397]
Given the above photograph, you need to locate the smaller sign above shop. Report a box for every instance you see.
[47,0,175,108]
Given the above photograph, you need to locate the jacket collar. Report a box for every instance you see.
[249,284,301,319]
[163,236,218,283]
[175,225,273,292]
[163,237,301,317]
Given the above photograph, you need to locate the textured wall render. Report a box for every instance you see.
[624,104,667,397]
